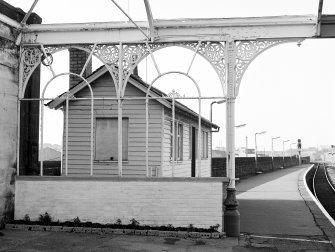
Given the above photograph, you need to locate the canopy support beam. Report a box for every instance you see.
[19,15,318,45]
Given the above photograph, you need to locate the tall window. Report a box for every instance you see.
[189,126,192,159]
[95,118,128,161]
[202,131,208,159]
[170,121,183,161]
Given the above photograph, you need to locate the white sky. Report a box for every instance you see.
[8,0,335,152]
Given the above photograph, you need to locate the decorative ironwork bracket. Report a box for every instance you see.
[235,40,294,96]
[20,42,227,99]
[19,40,302,99]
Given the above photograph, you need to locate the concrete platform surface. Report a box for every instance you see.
[1,228,333,252]
[236,164,335,251]
[0,229,238,252]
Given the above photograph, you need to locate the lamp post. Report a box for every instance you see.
[290,143,296,156]
[271,136,280,170]
[282,140,289,168]
[290,142,296,163]
[235,124,246,157]
[246,136,248,157]
[255,131,266,173]
[210,100,226,122]
[209,99,226,165]
[235,124,246,129]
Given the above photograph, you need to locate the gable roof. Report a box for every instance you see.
[47,66,219,130]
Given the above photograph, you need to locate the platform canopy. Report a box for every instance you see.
[2,0,335,44]
[4,0,333,23]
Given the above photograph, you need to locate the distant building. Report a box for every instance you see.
[236,147,255,157]
[212,149,226,158]
[322,152,335,164]
[39,147,61,161]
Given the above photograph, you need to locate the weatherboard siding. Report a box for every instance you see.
[162,109,212,177]
[62,73,163,176]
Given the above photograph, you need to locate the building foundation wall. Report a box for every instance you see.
[15,177,226,229]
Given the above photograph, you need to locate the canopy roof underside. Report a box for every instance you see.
[5,0,335,24]
[2,0,335,43]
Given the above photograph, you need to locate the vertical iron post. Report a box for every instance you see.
[172,98,175,176]
[118,43,123,176]
[223,40,239,237]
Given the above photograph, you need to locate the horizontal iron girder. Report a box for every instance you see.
[19,15,318,45]
[320,15,335,38]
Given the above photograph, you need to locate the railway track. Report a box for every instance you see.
[312,164,335,221]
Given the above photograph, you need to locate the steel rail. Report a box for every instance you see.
[304,165,335,227]
[312,164,335,225]
[324,165,335,193]
[312,164,319,201]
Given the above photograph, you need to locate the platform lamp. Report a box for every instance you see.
[255,131,266,174]
[282,140,289,168]
[210,99,226,167]
[235,124,246,156]
[271,136,280,170]
[210,99,226,122]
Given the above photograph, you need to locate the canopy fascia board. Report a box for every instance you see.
[18,15,318,45]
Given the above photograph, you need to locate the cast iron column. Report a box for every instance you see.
[223,39,240,237]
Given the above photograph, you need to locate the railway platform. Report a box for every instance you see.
[237,164,335,251]
[1,164,334,252]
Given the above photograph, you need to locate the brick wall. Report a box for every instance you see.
[212,156,310,178]
[15,177,227,230]
[69,49,92,88]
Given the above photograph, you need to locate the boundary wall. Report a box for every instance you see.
[212,156,310,178]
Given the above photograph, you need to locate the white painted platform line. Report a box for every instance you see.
[303,165,335,227]
[249,235,332,244]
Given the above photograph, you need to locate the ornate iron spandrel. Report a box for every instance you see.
[121,41,226,96]
[235,40,287,95]
[21,47,41,97]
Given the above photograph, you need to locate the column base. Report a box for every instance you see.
[224,208,240,237]
[223,187,240,237]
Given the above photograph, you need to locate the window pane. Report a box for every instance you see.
[95,118,128,161]
[204,132,208,158]
[170,120,173,159]
[95,118,117,160]
[195,128,198,157]
[122,119,129,161]
[202,131,205,158]
[170,121,184,161]
[178,123,183,160]
[189,126,192,159]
